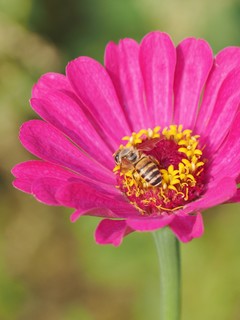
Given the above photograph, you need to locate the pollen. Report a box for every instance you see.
[113,125,207,216]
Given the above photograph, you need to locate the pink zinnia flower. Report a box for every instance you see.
[12,32,240,246]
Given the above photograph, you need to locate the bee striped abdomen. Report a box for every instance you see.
[135,156,162,187]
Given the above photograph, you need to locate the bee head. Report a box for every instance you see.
[114,147,136,164]
[114,151,120,164]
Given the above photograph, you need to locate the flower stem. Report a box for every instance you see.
[153,227,181,320]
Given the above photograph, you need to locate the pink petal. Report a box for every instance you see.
[70,208,117,222]
[19,120,115,184]
[195,47,240,134]
[126,214,174,231]
[70,209,85,222]
[104,42,126,122]
[173,38,213,128]
[12,160,76,193]
[226,188,240,203]
[185,177,237,212]
[199,67,240,151]
[12,160,77,179]
[105,39,150,131]
[210,111,240,179]
[237,175,240,184]
[95,219,133,246]
[169,212,204,242]
[31,92,114,170]
[12,160,117,197]
[32,177,68,205]
[55,182,138,218]
[139,31,176,128]
[66,57,130,149]
[32,72,72,98]
[13,179,32,193]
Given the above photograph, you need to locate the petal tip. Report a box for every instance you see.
[95,219,130,246]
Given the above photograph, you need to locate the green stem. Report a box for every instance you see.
[153,227,181,320]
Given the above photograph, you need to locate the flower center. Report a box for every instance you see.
[113,125,207,216]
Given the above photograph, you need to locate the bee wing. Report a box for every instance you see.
[120,158,134,174]
[137,138,160,151]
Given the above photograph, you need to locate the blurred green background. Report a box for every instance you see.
[0,0,240,319]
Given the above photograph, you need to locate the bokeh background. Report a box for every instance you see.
[0,0,240,319]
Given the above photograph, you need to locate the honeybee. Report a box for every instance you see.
[114,143,162,187]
